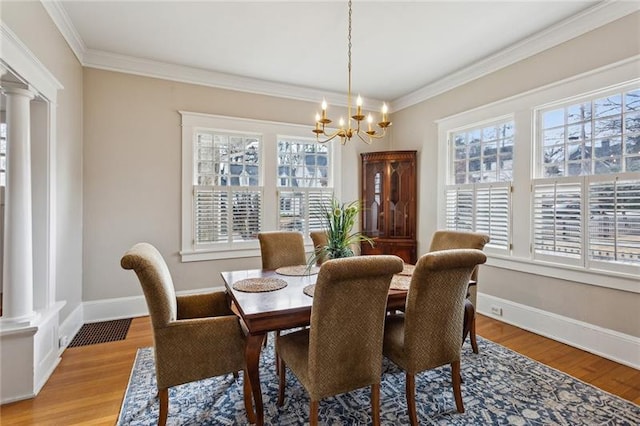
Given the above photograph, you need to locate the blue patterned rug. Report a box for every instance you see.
[118,336,639,425]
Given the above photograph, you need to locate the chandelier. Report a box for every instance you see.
[313,0,391,144]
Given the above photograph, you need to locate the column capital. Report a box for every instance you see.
[1,83,35,100]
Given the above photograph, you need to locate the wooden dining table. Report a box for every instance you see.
[221,267,409,426]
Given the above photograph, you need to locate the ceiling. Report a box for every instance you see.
[47,1,637,109]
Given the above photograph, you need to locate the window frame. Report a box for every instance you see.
[180,112,340,262]
[437,58,640,294]
[444,116,514,255]
[532,84,640,276]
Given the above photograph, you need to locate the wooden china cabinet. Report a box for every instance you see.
[360,150,417,264]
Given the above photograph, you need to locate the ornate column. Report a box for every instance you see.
[1,84,36,323]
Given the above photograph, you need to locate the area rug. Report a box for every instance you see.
[118,336,639,425]
[69,318,132,347]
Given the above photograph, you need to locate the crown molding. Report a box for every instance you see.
[40,0,85,64]
[81,48,383,109]
[42,0,638,113]
[391,0,640,112]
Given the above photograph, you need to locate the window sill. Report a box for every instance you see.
[486,254,639,294]
[180,247,262,262]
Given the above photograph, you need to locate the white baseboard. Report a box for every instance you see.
[58,303,83,353]
[477,293,640,369]
[81,286,226,323]
[82,295,149,323]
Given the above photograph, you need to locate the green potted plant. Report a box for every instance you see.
[309,198,374,265]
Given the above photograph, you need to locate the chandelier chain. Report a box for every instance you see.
[348,0,352,75]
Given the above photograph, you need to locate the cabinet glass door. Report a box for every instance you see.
[363,162,385,236]
[389,160,413,238]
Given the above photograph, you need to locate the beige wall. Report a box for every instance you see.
[2,1,84,322]
[390,12,640,336]
[3,1,637,338]
[82,69,387,301]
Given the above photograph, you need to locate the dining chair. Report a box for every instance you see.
[309,230,328,265]
[429,230,490,353]
[383,249,487,424]
[258,231,307,269]
[276,255,404,426]
[120,242,254,426]
[258,231,308,368]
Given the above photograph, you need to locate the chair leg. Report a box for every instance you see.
[405,373,418,426]
[310,400,319,426]
[451,361,465,413]
[371,383,381,426]
[158,388,169,426]
[462,299,474,347]
[470,314,479,354]
[242,368,256,424]
[277,356,286,407]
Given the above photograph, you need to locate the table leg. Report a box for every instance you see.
[246,333,266,425]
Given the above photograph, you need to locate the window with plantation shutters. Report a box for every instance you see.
[193,131,262,246]
[446,119,513,252]
[535,84,640,274]
[181,112,341,261]
[277,137,333,234]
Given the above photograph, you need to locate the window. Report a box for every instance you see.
[534,85,640,273]
[277,137,333,234]
[438,60,639,292]
[445,119,513,250]
[180,112,339,261]
[193,130,262,247]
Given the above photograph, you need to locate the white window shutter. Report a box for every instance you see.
[194,187,228,244]
[445,186,474,231]
[532,180,583,260]
[476,183,511,249]
[589,177,640,264]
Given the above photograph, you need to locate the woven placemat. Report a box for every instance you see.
[303,284,316,297]
[390,274,411,290]
[276,265,320,276]
[399,263,415,276]
[233,277,288,292]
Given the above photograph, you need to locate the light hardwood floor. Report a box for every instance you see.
[1,314,638,425]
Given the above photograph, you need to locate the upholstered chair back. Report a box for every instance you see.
[309,231,329,265]
[308,255,403,400]
[120,242,177,329]
[428,230,489,281]
[402,249,486,373]
[258,231,307,269]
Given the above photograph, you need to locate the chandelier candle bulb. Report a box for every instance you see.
[367,114,373,132]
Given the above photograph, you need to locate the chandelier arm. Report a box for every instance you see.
[316,129,344,144]
[355,131,373,145]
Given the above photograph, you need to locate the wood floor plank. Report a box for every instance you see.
[1,315,637,425]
